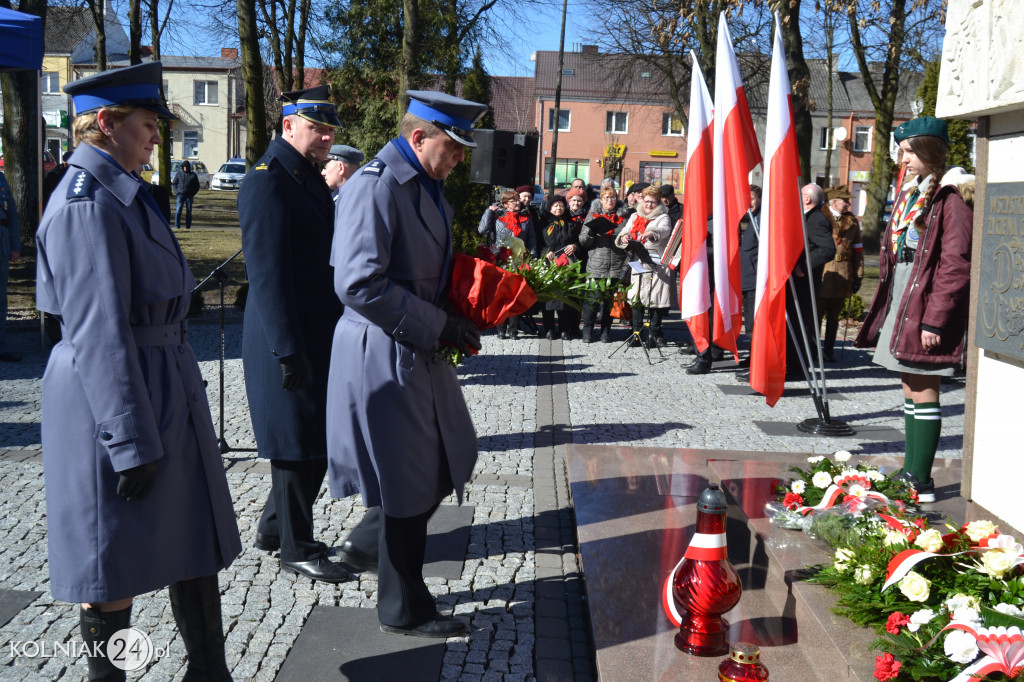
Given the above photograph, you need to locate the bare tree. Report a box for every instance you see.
[0,0,46,245]
[238,0,268,165]
[148,0,175,186]
[842,0,945,239]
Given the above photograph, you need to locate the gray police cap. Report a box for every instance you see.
[327,145,364,165]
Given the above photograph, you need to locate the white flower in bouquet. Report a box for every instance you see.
[945,593,979,613]
[950,606,982,626]
[846,484,868,499]
[980,548,1017,579]
[806,455,825,464]
[883,529,909,547]
[898,571,931,602]
[791,479,806,494]
[812,471,833,489]
[834,450,852,462]
[833,548,856,572]
[907,608,936,633]
[994,603,1024,617]
[866,470,885,482]
[853,565,873,585]
[914,529,944,553]
[964,520,998,542]
[943,629,980,665]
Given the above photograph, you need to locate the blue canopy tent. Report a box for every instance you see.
[1,6,46,345]
[0,6,44,72]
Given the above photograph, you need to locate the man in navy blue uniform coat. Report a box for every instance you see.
[327,90,487,637]
[238,86,349,583]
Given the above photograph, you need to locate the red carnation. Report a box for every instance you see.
[885,612,910,635]
[783,492,804,510]
[873,653,901,681]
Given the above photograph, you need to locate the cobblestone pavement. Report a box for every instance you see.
[0,313,964,681]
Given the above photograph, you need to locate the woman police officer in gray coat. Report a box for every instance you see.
[36,62,240,681]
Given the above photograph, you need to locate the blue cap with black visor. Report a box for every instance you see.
[64,61,177,120]
[406,90,488,148]
[280,86,342,128]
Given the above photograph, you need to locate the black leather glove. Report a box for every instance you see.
[441,315,482,355]
[280,352,311,391]
[117,461,158,502]
[851,278,862,294]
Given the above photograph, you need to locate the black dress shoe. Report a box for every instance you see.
[544,330,558,340]
[254,533,280,552]
[333,541,378,572]
[823,349,837,362]
[736,370,750,382]
[686,359,712,375]
[600,330,611,343]
[380,614,467,639]
[280,555,350,583]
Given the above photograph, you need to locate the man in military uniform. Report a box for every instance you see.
[238,86,349,583]
[0,169,22,363]
[322,144,364,197]
[327,90,486,637]
[818,185,864,362]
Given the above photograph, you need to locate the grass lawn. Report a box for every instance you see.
[189,189,241,228]
[7,227,246,314]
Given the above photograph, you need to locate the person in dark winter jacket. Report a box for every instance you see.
[854,116,973,503]
[479,190,537,338]
[172,160,200,229]
[660,183,682,227]
[579,187,628,342]
[539,195,580,339]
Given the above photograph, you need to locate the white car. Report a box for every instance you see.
[211,160,247,191]
[153,160,211,190]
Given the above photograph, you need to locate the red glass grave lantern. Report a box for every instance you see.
[672,484,742,656]
[718,642,769,681]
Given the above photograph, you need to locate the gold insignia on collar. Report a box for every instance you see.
[254,163,268,171]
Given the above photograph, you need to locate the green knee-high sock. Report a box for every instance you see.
[912,401,941,482]
[903,399,916,473]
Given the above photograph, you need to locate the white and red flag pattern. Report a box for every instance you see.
[711,15,762,360]
[750,13,805,406]
[678,53,715,352]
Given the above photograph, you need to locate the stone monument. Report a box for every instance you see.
[936,0,1024,533]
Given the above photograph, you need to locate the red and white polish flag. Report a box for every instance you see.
[711,14,762,360]
[678,52,715,352]
[750,13,805,406]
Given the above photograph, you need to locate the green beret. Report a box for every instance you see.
[893,116,949,145]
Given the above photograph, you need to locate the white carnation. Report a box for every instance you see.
[834,450,852,462]
[812,471,833,489]
[951,607,982,626]
[907,608,935,633]
[943,629,980,665]
[867,470,885,482]
[883,529,909,546]
[791,479,806,495]
[944,594,979,613]
[807,455,825,464]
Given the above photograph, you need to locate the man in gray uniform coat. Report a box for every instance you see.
[327,90,486,637]
[239,86,349,583]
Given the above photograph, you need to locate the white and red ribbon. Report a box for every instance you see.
[927,624,1024,681]
[661,531,730,627]
[882,534,1024,591]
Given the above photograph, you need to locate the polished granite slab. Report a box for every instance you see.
[566,445,816,680]
[566,445,966,681]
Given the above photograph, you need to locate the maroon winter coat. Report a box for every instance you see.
[855,179,973,365]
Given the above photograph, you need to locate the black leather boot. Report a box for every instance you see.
[80,605,131,681]
[169,576,232,681]
[823,318,839,362]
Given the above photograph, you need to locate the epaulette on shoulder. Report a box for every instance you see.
[251,156,274,172]
[66,170,95,201]
[361,158,386,177]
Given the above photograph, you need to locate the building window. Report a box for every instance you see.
[819,127,834,150]
[639,161,682,189]
[42,72,60,94]
[662,113,683,136]
[853,125,872,152]
[606,111,628,134]
[183,131,199,158]
[543,158,588,187]
[193,80,218,106]
[547,108,570,132]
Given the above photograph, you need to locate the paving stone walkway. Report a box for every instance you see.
[0,313,964,680]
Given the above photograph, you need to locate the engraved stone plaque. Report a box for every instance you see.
[976,182,1024,358]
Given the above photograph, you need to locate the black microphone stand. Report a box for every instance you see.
[192,247,253,453]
